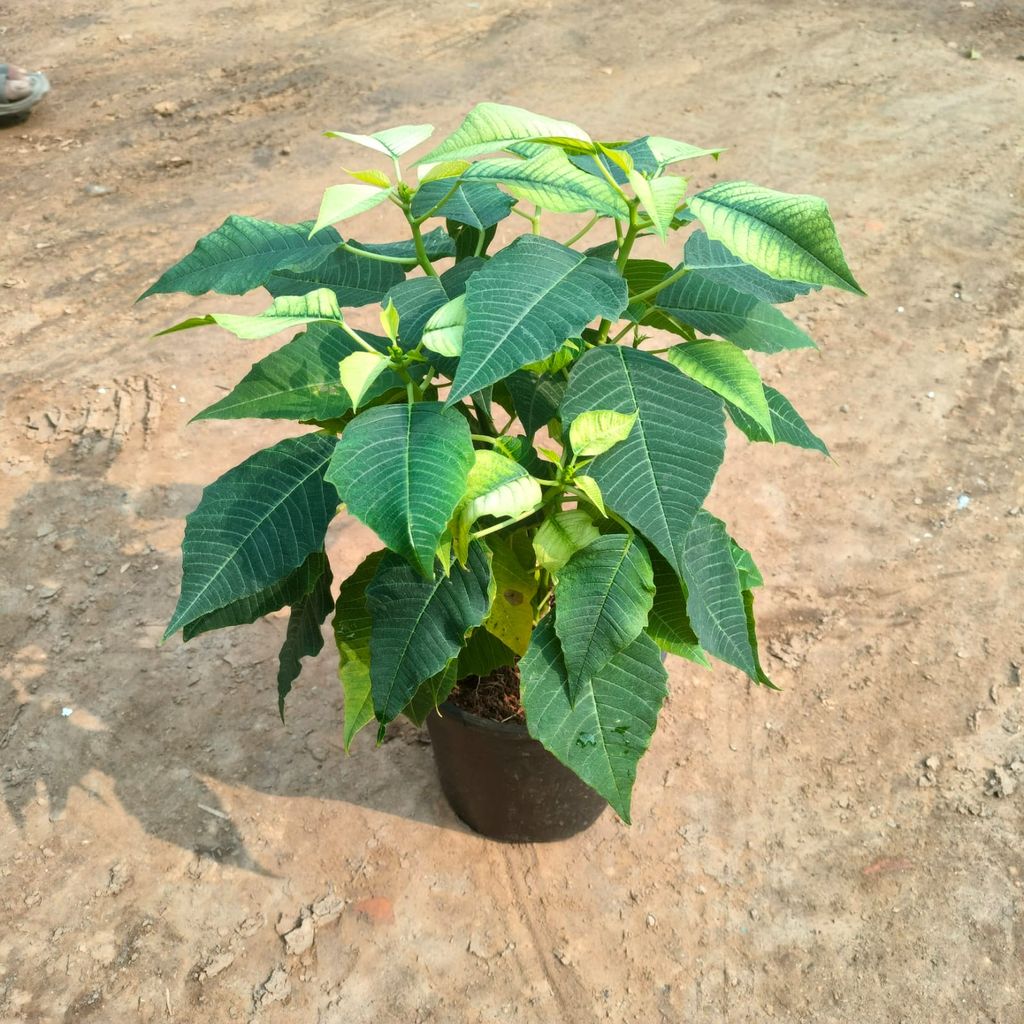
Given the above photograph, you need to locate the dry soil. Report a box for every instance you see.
[2,1,1023,1022]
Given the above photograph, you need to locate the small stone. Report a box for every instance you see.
[645,913,657,928]
[283,917,314,956]
[839,403,849,413]
[256,967,291,1008]
[201,951,235,980]
[311,894,343,926]
[985,767,1016,798]
[94,565,108,577]
[153,100,180,117]
[35,523,55,537]
[275,911,299,937]
[84,184,114,197]
[925,755,940,770]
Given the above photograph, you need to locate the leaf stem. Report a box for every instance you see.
[412,177,464,224]
[336,320,381,354]
[406,214,441,278]
[339,241,420,266]
[628,265,690,305]
[564,214,600,247]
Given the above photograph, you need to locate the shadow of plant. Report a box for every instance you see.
[0,443,457,874]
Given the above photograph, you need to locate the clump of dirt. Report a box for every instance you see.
[450,663,525,724]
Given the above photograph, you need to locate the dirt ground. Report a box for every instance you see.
[2,0,1023,1021]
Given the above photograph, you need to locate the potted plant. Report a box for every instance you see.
[142,103,861,841]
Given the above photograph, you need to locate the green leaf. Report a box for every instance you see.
[742,589,777,689]
[411,180,516,230]
[447,235,628,405]
[654,273,816,353]
[403,659,459,727]
[194,325,398,423]
[456,627,516,681]
[730,539,764,591]
[643,136,724,167]
[276,559,334,716]
[333,550,385,752]
[532,510,600,574]
[520,616,668,823]
[421,293,466,357]
[166,434,339,638]
[646,549,710,667]
[345,167,392,188]
[726,384,829,456]
[379,299,400,342]
[681,511,762,682]
[622,259,696,339]
[453,450,542,562]
[459,149,628,218]
[523,339,580,376]
[263,246,405,308]
[554,534,655,704]
[311,183,392,236]
[505,371,565,441]
[157,289,343,342]
[569,410,638,458]
[572,475,606,517]
[326,123,434,157]
[353,228,456,261]
[418,102,592,163]
[628,173,688,242]
[561,347,726,576]
[384,258,484,348]
[183,550,330,641]
[366,543,493,727]
[339,351,392,412]
[140,216,340,300]
[483,535,539,655]
[326,402,474,577]
[683,230,816,304]
[687,181,864,294]
[666,340,772,437]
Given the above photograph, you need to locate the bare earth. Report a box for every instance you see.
[2,1,1023,1021]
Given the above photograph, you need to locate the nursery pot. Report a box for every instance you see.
[425,700,607,842]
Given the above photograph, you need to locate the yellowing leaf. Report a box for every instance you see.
[339,351,391,411]
[532,510,600,574]
[569,409,637,458]
[345,167,392,188]
[573,475,606,516]
[326,123,435,158]
[421,294,466,357]
[311,183,392,236]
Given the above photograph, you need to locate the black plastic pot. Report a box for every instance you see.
[425,700,607,842]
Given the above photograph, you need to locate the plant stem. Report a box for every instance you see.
[412,177,464,224]
[406,215,440,278]
[565,214,599,247]
[470,504,543,540]
[609,322,634,344]
[628,265,690,305]
[340,241,420,266]
[336,321,381,354]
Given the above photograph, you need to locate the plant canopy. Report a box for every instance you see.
[142,102,861,822]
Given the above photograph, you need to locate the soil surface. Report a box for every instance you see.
[2,1,1023,1021]
[451,666,525,725]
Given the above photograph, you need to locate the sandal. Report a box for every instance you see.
[0,63,50,119]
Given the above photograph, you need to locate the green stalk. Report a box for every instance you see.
[565,214,599,247]
[340,241,420,266]
[628,265,689,305]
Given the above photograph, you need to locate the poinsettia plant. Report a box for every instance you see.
[142,104,861,822]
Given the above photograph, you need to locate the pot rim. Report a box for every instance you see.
[434,698,529,737]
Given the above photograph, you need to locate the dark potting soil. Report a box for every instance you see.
[449,662,525,724]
